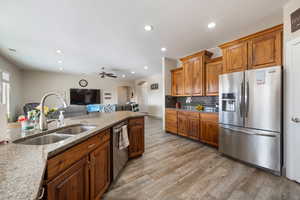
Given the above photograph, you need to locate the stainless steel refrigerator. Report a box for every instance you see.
[219,66,282,175]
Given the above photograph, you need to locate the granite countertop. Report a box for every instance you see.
[166,107,219,114]
[0,111,146,200]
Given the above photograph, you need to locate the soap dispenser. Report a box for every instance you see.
[58,111,65,127]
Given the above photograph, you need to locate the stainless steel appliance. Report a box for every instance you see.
[112,121,128,180]
[219,66,282,175]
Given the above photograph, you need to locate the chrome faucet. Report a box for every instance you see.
[39,92,67,131]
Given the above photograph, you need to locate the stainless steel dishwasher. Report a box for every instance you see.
[112,121,128,181]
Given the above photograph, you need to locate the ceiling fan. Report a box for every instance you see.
[98,67,118,78]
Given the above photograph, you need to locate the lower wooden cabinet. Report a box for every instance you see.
[165,110,219,147]
[177,111,200,140]
[200,113,219,147]
[128,117,145,158]
[47,157,90,200]
[90,141,110,200]
[46,130,111,200]
[186,112,201,140]
[178,111,188,137]
[165,109,178,134]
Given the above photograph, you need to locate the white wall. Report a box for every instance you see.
[135,74,163,118]
[0,55,23,121]
[22,70,134,108]
[284,1,300,43]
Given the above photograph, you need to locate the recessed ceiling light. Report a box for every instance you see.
[58,60,63,64]
[144,25,153,31]
[59,67,63,71]
[208,22,216,29]
[122,74,126,78]
[161,47,167,52]
[131,71,135,74]
[56,49,62,54]
[144,66,148,70]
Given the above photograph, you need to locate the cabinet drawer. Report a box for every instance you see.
[129,117,144,126]
[47,130,110,180]
[186,112,200,119]
[200,113,218,122]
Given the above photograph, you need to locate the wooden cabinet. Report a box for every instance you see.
[47,157,90,200]
[205,57,222,96]
[192,57,205,96]
[177,111,200,140]
[186,112,200,140]
[171,68,184,96]
[248,30,282,69]
[180,50,213,96]
[183,61,193,95]
[90,140,110,200]
[220,24,283,74]
[165,109,178,134]
[46,130,111,200]
[200,113,219,147]
[128,117,145,158]
[223,42,248,73]
[177,111,188,137]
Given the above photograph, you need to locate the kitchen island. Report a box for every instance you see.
[0,111,146,200]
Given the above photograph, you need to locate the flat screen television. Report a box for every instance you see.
[70,89,101,105]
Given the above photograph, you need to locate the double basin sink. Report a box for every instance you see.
[13,125,97,145]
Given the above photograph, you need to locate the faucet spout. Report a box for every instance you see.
[39,92,67,131]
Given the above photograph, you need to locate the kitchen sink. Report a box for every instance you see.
[55,125,96,135]
[14,134,72,145]
[13,125,97,145]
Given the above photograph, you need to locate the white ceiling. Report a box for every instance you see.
[0,0,287,79]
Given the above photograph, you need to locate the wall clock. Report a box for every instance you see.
[79,79,88,87]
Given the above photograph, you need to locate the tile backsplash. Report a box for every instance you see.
[165,96,218,108]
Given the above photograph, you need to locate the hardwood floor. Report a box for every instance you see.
[103,117,300,200]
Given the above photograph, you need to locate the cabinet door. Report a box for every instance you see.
[223,42,248,73]
[128,117,145,158]
[187,113,200,140]
[47,157,89,200]
[165,109,178,134]
[200,114,219,147]
[178,112,188,137]
[248,31,282,69]
[183,61,193,95]
[192,57,204,96]
[205,61,222,96]
[90,141,110,200]
[171,69,184,96]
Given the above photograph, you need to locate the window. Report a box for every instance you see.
[0,72,10,119]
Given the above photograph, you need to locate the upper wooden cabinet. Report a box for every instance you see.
[180,50,213,96]
[248,30,282,69]
[205,57,223,96]
[220,24,283,73]
[183,61,193,95]
[223,42,248,73]
[171,68,184,96]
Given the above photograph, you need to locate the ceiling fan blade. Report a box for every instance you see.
[107,74,117,78]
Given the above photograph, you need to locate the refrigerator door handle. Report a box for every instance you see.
[239,82,244,118]
[245,81,249,118]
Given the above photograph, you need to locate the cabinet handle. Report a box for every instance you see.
[38,187,45,200]
[88,144,96,149]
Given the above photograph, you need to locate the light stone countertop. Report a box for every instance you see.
[0,111,146,200]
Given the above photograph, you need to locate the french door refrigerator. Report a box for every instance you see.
[219,66,282,175]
